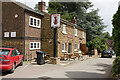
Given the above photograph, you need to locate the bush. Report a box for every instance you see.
[112,56,120,79]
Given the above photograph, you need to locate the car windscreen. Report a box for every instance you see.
[0,49,10,56]
[104,50,110,53]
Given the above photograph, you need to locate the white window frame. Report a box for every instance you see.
[62,43,66,52]
[29,16,41,28]
[74,43,78,51]
[4,32,9,37]
[74,29,77,36]
[62,24,67,34]
[11,32,16,37]
[83,32,85,38]
[30,42,41,50]
[29,16,34,26]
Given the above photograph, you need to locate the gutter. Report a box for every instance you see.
[24,9,45,17]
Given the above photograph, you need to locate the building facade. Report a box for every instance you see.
[2,1,44,60]
[40,3,86,58]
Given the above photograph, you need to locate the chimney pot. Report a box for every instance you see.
[38,2,46,12]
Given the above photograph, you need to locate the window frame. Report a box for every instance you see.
[4,32,9,37]
[83,32,85,38]
[74,43,78,51]
[62,43,66,52]
[62,24,67,34]
[29,16,41,28]
[74,29,78,36]
[11,32,16,37]
[30,42,41,50]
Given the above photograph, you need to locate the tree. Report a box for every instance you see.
[87,37,108,53]
[112,6,120,56]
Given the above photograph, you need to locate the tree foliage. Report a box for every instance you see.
[112,56,120,79]
[112,6,120,56]
[87,36,108,53]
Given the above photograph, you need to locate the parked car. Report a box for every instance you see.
[0,47,23,73]
[101,49,112,58]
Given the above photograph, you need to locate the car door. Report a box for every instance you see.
[15,50,22,64]
[11,50,19,66]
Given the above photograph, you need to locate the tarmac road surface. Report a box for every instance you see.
[0,56,115,79]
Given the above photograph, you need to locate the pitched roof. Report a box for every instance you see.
[61,19,86,32]
[2,0,44,16]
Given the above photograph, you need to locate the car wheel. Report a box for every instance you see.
[110,56,112,58]
[10,63,15,73]
[19,60,23,66]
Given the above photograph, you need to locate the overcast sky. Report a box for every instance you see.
[16,0,120,36]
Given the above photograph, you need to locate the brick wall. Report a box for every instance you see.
[41,12,54,57]
[24,12,42,60]
[41,12,86,58]
[2,2,25,53]
[57,22,86,57]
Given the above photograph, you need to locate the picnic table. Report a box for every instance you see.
[74,52,82,60]
[64,53,73,61]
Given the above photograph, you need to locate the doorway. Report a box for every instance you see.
[80,43,82,50]
[68,43,72,53]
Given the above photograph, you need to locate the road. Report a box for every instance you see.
[1,56,115,79]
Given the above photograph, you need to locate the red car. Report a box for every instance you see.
[0,47,23,73]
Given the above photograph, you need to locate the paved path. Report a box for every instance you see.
[1,56,115,79]
[35,56,115,78]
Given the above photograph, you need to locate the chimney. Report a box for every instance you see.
[72,17,77,25]
[38,1,46,12]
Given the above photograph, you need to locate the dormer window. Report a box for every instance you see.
[74,29,77,36]
[62,24,67,34]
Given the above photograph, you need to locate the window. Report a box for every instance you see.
[30,43,33,48]
[11,32,16,37]
[16,50,20,55]
[62,43,66,52]
[34,19,36,26]
[83,32,85,38]
[62,24,67,34]
[34,43,36,48]
[74,43,78,51]
[37,43,40,48]
[0,49,10,55]
[30,42,40,50]
[4,32,9,37]
[11,50,17,57]
[30,17,33,26]
[29,16,41,28]
[74,29,77,36]
[37,20,40,26]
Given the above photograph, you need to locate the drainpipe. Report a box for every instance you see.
[23,10,26,61]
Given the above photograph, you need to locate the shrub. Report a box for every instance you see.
[112,56,120,79]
